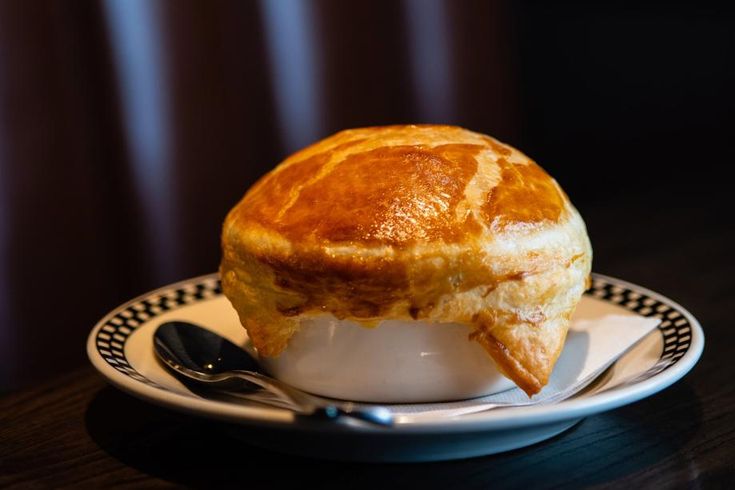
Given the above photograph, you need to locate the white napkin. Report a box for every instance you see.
[384,307,661,420]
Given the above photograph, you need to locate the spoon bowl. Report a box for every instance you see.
[153,321,394,426]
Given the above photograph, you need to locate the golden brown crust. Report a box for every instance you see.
[240,144,482,245]
[220,125,592,395]
[472,332,544,396]
[484,158,567,232]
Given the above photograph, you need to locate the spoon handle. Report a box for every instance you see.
[230,370,393,427]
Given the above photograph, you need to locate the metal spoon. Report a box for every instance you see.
[153,321,394,427]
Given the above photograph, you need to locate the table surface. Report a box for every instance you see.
[2,190,734,488]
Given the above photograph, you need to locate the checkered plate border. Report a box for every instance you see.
[93,273,693,391]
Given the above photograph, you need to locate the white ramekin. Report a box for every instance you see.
[258,315,515,403]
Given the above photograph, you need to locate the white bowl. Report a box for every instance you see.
[258,315,515,403]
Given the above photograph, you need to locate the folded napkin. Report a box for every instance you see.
[386,304,661,420]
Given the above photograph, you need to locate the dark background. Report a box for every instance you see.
[0,0,732,391]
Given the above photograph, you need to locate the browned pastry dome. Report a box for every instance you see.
[220,125,592,395]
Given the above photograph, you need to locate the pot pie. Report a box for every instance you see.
[220,125,592,397]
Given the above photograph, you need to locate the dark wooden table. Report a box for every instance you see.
[2,188,733,488]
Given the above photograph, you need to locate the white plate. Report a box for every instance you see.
[87,273,703,462]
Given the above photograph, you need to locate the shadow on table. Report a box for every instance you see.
[85,382,702,488]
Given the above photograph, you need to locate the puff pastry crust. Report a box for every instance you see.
[220,125,592,395]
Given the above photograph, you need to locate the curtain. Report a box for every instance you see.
[0,0,515,389]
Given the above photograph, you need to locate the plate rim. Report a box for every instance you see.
[87,272,704,434]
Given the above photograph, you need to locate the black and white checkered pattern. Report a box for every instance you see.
[95,276,221,387]
[95,273,692,390]
[587,276,692,381]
